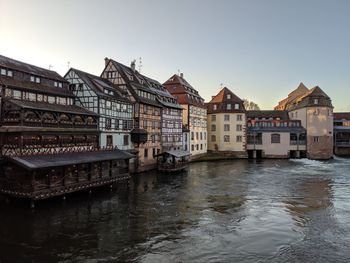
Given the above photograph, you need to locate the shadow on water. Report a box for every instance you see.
[1,158,350,262]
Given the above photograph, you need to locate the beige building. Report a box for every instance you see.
[246,111,307,158]
[206,87,247,157]
[276,85,334,160]
[163,74,207,157]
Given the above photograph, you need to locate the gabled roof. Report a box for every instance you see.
[0,54,66,81]
[303,86,330,99]
[207,87,245,114]
[208,87,243,104]
[67,68,130,102]
[163,74,205,108]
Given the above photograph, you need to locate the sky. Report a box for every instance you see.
[0,0,349,111]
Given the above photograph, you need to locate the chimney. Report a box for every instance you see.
[130,60,136,72]
[180,72,184,78]
[104,57,109,66]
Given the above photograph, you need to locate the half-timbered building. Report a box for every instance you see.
[0,55,133,201]
[163,73,207,157]
[64,68,133,150]
[101,58,163,172]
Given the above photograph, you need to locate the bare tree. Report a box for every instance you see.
[243,99,260,110]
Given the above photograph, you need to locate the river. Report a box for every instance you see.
[1,157,350,262]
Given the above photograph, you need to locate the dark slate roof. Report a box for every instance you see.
[7,99,98,116]
[7,149,135,170]
[246,110,289,120]
[334,112,350,121]
[0,54,66,81]
[155,149,191,158]
[248,126,306,133]
[0,75,74,97]
[67,68,130,102]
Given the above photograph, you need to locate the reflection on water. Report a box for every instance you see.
[1,158,350,262]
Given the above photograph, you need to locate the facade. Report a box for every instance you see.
[0,55,133,201]
[163,74,207,157]
[142,75,183,151]
[246,111,307,158]
[101,58,163,172]
[333,112,350,156]
[278,85,334,160]
[206,87,247,157]
[64,68,133,150]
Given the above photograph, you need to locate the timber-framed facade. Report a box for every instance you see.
[0,55,133,201]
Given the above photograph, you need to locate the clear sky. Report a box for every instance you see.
[1,0,349,110]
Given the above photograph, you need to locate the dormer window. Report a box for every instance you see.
[313,98,319,104]
[227,103,232,110]
[213,104,217,110]
[234,104,240,110]
[30,76,40,83]
[0,69,6,75]
[227,94,231,99]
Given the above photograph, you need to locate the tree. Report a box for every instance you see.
[243,99,260,110]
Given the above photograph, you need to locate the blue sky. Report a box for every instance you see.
[1,0,349,110]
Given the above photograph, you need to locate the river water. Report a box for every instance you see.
[1,158,350,262]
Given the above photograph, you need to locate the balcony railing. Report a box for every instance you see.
[335,140,350,146]
[247,139,262,145]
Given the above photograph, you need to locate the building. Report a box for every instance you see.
[163,73,207,157]
[101,58,163,172]
[246,111,307,158]
[142,75,183,151]
[333,112,350,156]
[275,84,334,160]
[0,55,133,201]
[274,83,309,111]
[64,68,133,150]
[206,87,247,157]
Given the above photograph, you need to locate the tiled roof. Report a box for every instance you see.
[246,110,290,120]
[0,75,74,97]
[7,99,98,116]
[0,54,66,81]
[207,87,245,114]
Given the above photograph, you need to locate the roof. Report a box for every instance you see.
[156,149,191,158]
[7,99,98,116]
[0,54,66,81]
[246,110,290,120]
[275,83,309,110]
[163,74,206,108]
[67,68,130,102]
[0,75,74,97]
[207,87,245,113]
[334,112,350,121]
[7,149,135,170]
[248,126,306,133]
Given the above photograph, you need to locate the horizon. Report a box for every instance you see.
[1,0,349,111]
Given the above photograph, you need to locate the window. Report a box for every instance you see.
[211,135,216,142]
[48,96,55,104]
[224,124,230,131]
[153,148,156,158]
[211,115,216,121]
[143,120,147,128]
[7,70,13,77]
[227,104,232,110]
[106,135,113,147]
[237,115,242,121]
[54,81,58,87]
[236,135,242,142]
[227,94,231,99]
[314,136,319,143]
[236,124,242,131]
[28,93,36,101]
[224,135,230,142]
[105,118,112,130]
[200,144,203,150]
[271,134,280,143]
[0,69,6,75]
[144,149,148,158]
[58,82,62,88]
[313,98,319,104]
[234,104,240,110]
[224,114,230,121]
[204,132,206,140]
[211,124,216,131]
[213,104,217,110]
[35,77,40,83]
[13,90,21,99]
[30,76,35,82]
[191,132,194,140]
[196,132,199,140]
[191,145,194,151]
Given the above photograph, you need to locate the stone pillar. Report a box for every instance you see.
[296,150,300,158]
[253,150,257,159]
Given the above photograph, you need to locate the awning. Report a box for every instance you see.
[155,150,191,158]
[7,149,135,170]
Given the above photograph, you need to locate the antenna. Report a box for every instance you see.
[67,61,70,69]
[138,57,143,73]
[49,64,53,70]
[220,83,223,88]
[177,69,180,75]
